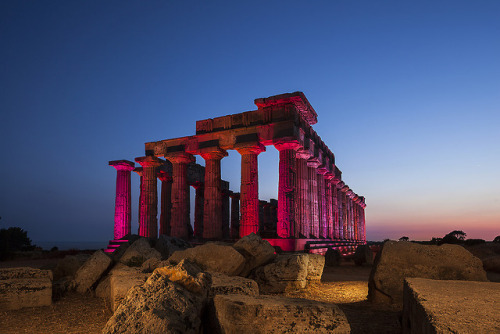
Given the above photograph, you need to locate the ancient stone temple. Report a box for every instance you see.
[107,92,366,253]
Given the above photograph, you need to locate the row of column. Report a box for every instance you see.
[110,140,365,242]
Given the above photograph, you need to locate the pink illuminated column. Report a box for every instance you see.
[136,156,162,239]
[353,196,359,241]
[230,192,240,239]
[157,169,172,236]
[331,179,341,239]
[165,152,195,239]
[236,143,265,237]
[199,148,227,239]
[317,172,328,238]
[109,160,135,240]
[324,175,334,240]
[192,182,204,239]
[274,140,299,238]
[133,167,143,228]
[295,150,311,238]
[307,161,320,238]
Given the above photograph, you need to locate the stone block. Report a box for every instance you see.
[208,272,259,298]
[253,254,309,293]
[110,265,150,311]
[0,267,52,311]
[74,250,113,294]
[233,233,276,277]
[168,242,246,276]
[403,278,500,333]
[118,238,161,267]
[211,294,350,333]
[306,253,325,280]
[368,241,487,305]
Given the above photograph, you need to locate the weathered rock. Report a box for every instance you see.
[325,248,341,267]
[368,241,488,305]
[306,253,325,280]
[118,238,161,267]
[154,234,191,260]
[102,260,211,334]
[168,242,245,276]
[252,254,309,293]
[74,250,112,294]
[233,233,276,277]
[0,267,52,311]
[209,272,259,298]
[95,275,110,299]
[403,278,500,334]
[140,257,160,273]
[53,253,90,280]
[211,294,350,333]
[110,265,150,311]
[353,244,373,266]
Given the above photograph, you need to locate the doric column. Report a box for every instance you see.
[133,167,143,230]
[274,140,300,238]
[199,148,227,239]
[109,160,135,240]
[317,171,328,238]
[336,182,346,240]
[353,196,360,241]
[157,168,172,236]
[230,192,240,239]
[324,176,334,240]
[330,179,341,240]
[165,152,195,239]
[191,182,204,239]
[236,142,265,237]
[136,156,162,239]
[295,150,311,238]
[307,159,320,238]
[222,189,231,239]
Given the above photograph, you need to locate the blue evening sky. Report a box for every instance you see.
[1,0,499,246]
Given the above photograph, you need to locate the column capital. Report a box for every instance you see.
[295,148,312,160]
[190,181,204,190]
[273,138,300,151]
[109,160,135,171]
[340,184,350,192]
[346,189,355,198]
[235,142,266,155]
[198,147,228,160]
[229,192,240,199]
[165,151,195,165]
[133,167,143,176]
[135,155,163,168]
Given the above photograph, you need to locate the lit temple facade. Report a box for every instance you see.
[108,92,366,253]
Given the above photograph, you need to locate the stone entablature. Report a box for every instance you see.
[110,92,366,252]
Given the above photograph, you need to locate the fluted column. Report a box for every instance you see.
[307,160,320,238]
[222,189,231,239]
[353,196,359,241]
[200,148,227,239]
[317,172,328,238]
[331,179,341,240]
[274,140,299,238]
[165,152,195,239]
[324,177,334,240]
[236,143,265,237]
[192,182,204,239]
[109,160,135,240]
[157,168,172,236]
[295,150,311,238]
[230,192,240,239]
[136,156,162,239]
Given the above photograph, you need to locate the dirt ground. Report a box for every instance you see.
[0,258,402,334]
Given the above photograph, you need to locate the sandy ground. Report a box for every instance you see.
[0,258,402,334]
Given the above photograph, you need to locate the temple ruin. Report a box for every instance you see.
[107,92,366,253]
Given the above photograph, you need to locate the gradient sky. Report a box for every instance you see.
[1,1,499,246]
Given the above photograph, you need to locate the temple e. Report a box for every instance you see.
[107,92,366,254]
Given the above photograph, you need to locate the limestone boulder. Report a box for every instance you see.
[403,278,500,334]
[233,233,276,276]
[306,253,325,280]
[368,241,488,305]
[118,238,161,267]
[154,234,192,260]
[109,265,150,311]
[252,254,309,293]
[208,272,259,298]
[53,253,90,280]
[0,267,52,311]
[140,257,160,273]
[102,260,211,334]
[210,294,350,333]
[325,248,341,267]
[353,244,373,266]
[95,275,110,299]
[168,242,245,276]
[74,250,112,294]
